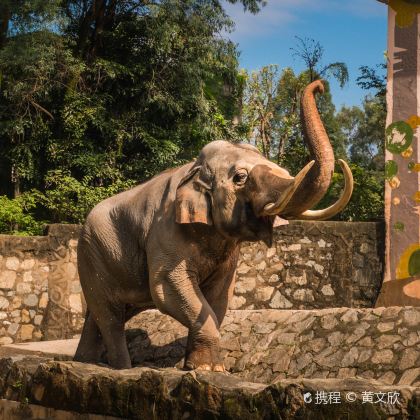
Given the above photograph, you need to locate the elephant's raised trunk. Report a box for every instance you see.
[261,80,353,221]
[282,80,335,217]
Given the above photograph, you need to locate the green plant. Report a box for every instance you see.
[0,194,44,235]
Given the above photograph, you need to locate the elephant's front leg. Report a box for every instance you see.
[150,268,222,371]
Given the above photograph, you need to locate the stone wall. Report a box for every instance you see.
[0,221,384,343]
[0,225,84,344]
[126,307,420,386]
[232,221,384,310]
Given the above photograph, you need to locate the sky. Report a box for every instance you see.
[222,0,388,109]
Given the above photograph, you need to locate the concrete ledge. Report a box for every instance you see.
[0,355,417,419]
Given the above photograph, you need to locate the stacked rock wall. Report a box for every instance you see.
[0,225,84,344]
[126,307,420,386]
[233,221,384,310]
[0,221,384,343]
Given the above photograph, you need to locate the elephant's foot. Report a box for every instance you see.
[184,347,226,372]
[184,361,226,372]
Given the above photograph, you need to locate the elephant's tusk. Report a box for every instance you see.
[296,159,354,221]
[263,160,315,216]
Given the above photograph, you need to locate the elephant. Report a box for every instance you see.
[74,80,353,371]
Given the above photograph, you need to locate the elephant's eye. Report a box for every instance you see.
[233,171,248,185]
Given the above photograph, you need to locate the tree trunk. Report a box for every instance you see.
[0,5,10,48]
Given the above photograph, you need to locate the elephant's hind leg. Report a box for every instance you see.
[74,310,106,364]
[93,305,132,369]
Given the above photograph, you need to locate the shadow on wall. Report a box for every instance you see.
[127,329,186,368]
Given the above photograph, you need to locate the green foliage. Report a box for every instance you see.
[0,0,255,233]
[0,4,386,231]
[317,164,384,222]
[38,171,135,223]
[0,195,44,235]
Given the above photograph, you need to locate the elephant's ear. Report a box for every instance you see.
[175,165,213,225]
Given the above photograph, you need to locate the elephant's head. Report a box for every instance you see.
[175,80,353,247]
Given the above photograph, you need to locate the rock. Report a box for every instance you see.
[341,347,358,367]
[23,272,33,282]
[292,289,314,302]
[7,323,19,336]
[285,271,307,285]
[382,307,401,319]
[10,296,21,310]
[357,350,370,366]
[268,274,279,283]
[377,322,395,332]
[340,310,358,323]
[403,309,420,327]
[307,338,325,353]
[229,295,246,310]
[255,261,266,271]
[377,371,396,385]
[255,287,274,302]
[0,271,16,290]
[399,348,419,370]
[21,259,35,270]
[16,282,31,294]
[34,315,43,326]
[24,294,39,307]
[320,315,338,330]
[275,333,296,345]
[20,324,34,341]
[328,331,344,347]
[371,350,394,364]
[269,292,292,309]
[398,367,420,385]
[38,292,48,309]
[234,277,256,294]
[318,239,326,248]
[280,244,301,252]
[21,309,30,323]
[236,263,251,274]
[0,297,9,310]
[376,335,400,349]
[337,368,356,378]
[5,257,19,271]
[0,312,7,320]
[321,284,335,296]
[0,337,13,345]
[313,264,324,274]
[253,323,276,334]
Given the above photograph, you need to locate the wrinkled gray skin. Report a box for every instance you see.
[74,141,296,371]
[74,81,351,371]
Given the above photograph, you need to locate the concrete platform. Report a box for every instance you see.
[2,338,78,358]
[0,352,417,419]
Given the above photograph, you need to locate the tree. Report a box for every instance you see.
[242,64,280,158]
[290,36,349,88]
[0,0,265,232]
